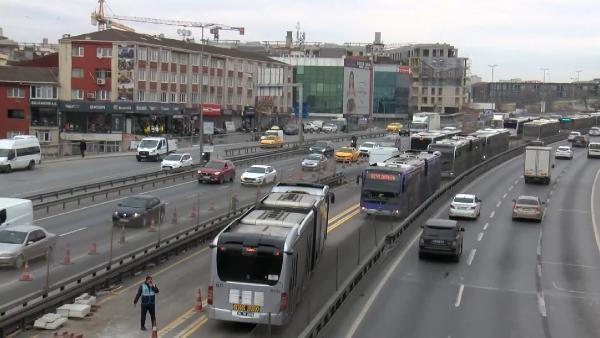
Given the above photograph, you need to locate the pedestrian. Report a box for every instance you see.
[79,140,87,158]
[133,275,160,331]
[350,135,357,148]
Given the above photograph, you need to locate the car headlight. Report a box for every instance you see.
[113,211,119,216]
[214,171,221,175]
[133,212,141,218]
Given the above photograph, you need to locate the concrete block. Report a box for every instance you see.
[33,313,68,330]
[74,293,97,306]
[56,303,91,318]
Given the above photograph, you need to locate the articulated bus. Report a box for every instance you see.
[360,150,441,216]
[504,116,537,138]
[208,183,334,325]
[410,130,459,151]
[523,119,560,141]
[560,114,595,132]
[428,136,483,178]
[470,128,510,160]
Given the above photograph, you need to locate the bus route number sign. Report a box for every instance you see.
[367,172,398,181]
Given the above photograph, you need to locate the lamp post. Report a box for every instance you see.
[540,68,549,83]
[576,70,582,82]
[488,64,498,82]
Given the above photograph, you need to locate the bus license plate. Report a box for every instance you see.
[232,304,261,312]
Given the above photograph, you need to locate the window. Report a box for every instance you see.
[71,89,84,100]
[31,86,57,99]
[170,72,176,83]
[95,69,111,79]
[7,109,25,119]
[431,88,435,95]
[422,97,427,104]
[421,87,427,95]
[455,87,460,95]
[179,92,187,103]
[179,54,188,65]
[202,76,209,85]
[72,46,84,57]
[137,47,147,61]
[160,50,169,62]
[36,130,51,142]
[192,73,200,84]
[191,93,199,103]
[148,91,157,102]
[160,71,168,83]
[95,90,110,100]
[96,47,112,58]
[180,74,187,84]
[170,52,178,63]
[149,49,159,62]
[160,92,168,103]
[138,69,146,81]
[169,92,177,103]
[138,90,145,101]
[202,56,209,67]
[191,54,199,66]
[7,87,24,98]
[149,70,157,82]
[71,68,84,78]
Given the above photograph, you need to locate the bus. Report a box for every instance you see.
[428,136,483,178]
[360,150,441,216]
[207,183,334,325]
[470,128,510,160]
[504,116,537,138]
[410,131,454,151]
[523,119,560,141]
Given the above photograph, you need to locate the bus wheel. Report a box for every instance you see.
[28,161,35,170]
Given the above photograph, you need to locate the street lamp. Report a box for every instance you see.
[576,70,582,82]
[540,68,549,83]
[488,64,498,82]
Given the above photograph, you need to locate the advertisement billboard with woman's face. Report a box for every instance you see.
[343,58,371,115]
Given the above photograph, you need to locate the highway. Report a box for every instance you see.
[322,140,600,338]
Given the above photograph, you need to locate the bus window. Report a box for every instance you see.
[217,246,283,286]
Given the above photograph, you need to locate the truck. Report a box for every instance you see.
[410,112,440,134]
[136,137,178,162]
[524,146,553,184]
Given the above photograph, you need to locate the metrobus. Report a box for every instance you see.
[470,128,510,160]
[360,150,441,216]
[207,183,334,325]
[410,131,455,151]
[504,116,537,137]
[522,119,560,141]
[428,136,483,178]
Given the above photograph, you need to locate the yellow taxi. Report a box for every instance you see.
[335,146,360,162]
[260,135,283,148]
[386,122,403,132]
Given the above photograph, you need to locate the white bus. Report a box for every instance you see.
[207,183,334,325]
[0,136,41,172]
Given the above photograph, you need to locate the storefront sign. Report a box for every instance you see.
[30,99,58,107]
[59,101,182,115]
[202,103,221,117]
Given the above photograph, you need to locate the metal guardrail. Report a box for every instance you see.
[0,172,346,337]
[299,132,569,338]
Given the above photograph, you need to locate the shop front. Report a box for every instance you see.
[29,99,60,145]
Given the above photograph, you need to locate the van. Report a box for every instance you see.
[369,147,401,165]
[588,142,600,158]
[0,198,34,228]
[0,137,42,172]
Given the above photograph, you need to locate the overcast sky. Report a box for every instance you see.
[2,0,599,82]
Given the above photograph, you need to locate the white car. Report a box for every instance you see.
[240,165,277,185]
[161,153,193,170]
[358,142,381,156]
[322,123,338,133]
[568,131,581,142]
[449,194,481,219]
[590,127,600,136]
[555,146,573,160]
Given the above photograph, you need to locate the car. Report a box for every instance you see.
[568,131,581,142]
[555,146,573,160]
[240,165,277,185]
[334,146,360,162]
[198,159,236,184]
[442,126,459,131]
[303,122,320,133]
[112,195,166,228]
[213,127,227,135]
[309,141,335,157]
[358,142,381,156]
[283,124,300,135]
[161,153,193,170]
[301,153,328,170]
[418,219,464,262]
[322,123,339,133]
[0,225,56,268]
[589,142,600,158]
[449,194,481,219]
[572,135,588,147]
[590,127,600,136]
[385,122,403,132]
[528,139,545,146]
[512,195,544,222]
[398,128,410,136]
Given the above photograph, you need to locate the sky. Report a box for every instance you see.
[1,0,599,82]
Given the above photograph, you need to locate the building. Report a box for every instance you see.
[387,43,469,114]
[0,66,59,139]
[0,27,58,65]
[372,64,410,119]
[57,29,292,145]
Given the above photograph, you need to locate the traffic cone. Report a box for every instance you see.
[208,201,215,211]
[88,240,98,255]
[62,243,72,265]
[148,218,157,232]
[193,288,203,312]
[171,208,178,225]
[19,260,32,281]
[150,320,158,338]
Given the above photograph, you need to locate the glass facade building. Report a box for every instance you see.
[293,65,344,114]
[373,65,410,118]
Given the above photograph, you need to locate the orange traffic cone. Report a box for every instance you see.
[19,260,32,281]
[62,243,72,265]
[88,240,98,255]
[150,320,158,338]
[148,219,157,232]
[193,288,203,312]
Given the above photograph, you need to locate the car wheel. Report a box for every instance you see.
[28,161,35,170]
[229,175,234,183]
[219,176,223,184]
[15,255,25,269]
[418,252,425,260]
[6,165,11,173]
[453,253,460,262]
[136,156,141,162]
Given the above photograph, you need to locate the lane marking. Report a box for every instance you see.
[454,284,465,307]
[178,315,208,338]
[477,232,484,242]
[590,168,600,256]
[514,179,519,185]
[489,211,495,219]
[537,263,542,277]
[536,231,542,256]
[502,193,507,199]
[496,201,501,208]
[158,307,196,337]
[483,222,489,230]
[467,249,476,266]
[541,260,600,270]
[508,185,514,191]
[345,231,421,338]
[537,291,547,317]
[549,191,553,196]
[330,203,360,223]
[59,227,87,237]
[327,209,360,233]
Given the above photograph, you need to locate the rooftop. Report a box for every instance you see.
[0,66,58,84]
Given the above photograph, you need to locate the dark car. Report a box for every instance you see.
[572,135,588,147]
[308,141,335,157]
[113,195,165,227]
[213,127,227,135]
[198,159,236,184]
[418,219,464,261]
[399,128,410,136]
[283,124,300,135]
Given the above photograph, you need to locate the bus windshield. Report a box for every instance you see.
[411,138,434,150]
[411,122,428,131]
[504,120,517,129]
[217,248,283,286]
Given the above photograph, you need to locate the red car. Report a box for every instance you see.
[198,160,236,184]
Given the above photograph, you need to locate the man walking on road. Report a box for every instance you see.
[79,140,87,158]
[134,275,160,331]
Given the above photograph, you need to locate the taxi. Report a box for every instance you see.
[260,135,283,148]
[385,122,403,132]
[334,146,360,162]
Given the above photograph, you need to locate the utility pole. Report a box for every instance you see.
[488,64,498,82]
[576,70,582,82]
[540,68,549,83]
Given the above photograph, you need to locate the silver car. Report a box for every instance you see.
[0,225,56,268]
[512,196,544,222]
[301,153,328,170]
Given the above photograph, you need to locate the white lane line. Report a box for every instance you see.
[483,222,489,230]
[590,168,600,256]
[536,231,543,256]
[496,201,501,208]
[467,249,476,266]
[502,193,507,199]
[477,232,484,242]
[344,231,421,338]
[508,185,514,191]
[537,291,547,317]
[549,191,553,196]
[537,263,542,277]
[514,179,519,185]
[489,211,495,218]
[59,227,87,237]
[455,284,465,307]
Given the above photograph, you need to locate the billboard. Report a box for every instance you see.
[343,58,371,116]
[117,44,135,101]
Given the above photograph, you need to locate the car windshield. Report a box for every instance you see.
[454,197,474,204]
[423,226,456,237]
[361,143,375,148]
[120,197,147,208]
[164,154,182,161]
[139,140,159,148]
[557,146,570,151]
[570,132,580,136]
[306,154,323,161]
[0,149,11,157]
[338,147,353,152]
[313,142,328,148]
[0,230,27,244]
[590,144,600,149]
[204,161,224,169]
[517,198,539,206]
[246,166,266,173]
[324,124,336,127]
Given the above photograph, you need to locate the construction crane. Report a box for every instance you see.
[90,0,245,40]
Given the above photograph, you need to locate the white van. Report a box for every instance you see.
[0,198,34,228]
[369,147,401,165]
[588,142,600,158]
[0,136,42,172]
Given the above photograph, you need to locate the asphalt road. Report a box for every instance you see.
[323,140,600,338]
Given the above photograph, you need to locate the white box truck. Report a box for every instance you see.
[0,198,33,228]
[410,112,440,134]
[136,137,178,162]
[524,146,553,184]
